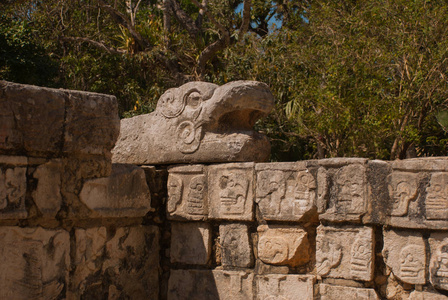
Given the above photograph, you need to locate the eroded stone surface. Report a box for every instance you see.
[170,222,211,265]
[167,165,208,220]
[0,226,69,299]
[319,284,379,300]
[208,163,254,221]
[168,269,253,300]
[409,290,448,300]
[112,81,275,164]
[316,225,374,281]
[0,81,119,157]
[429,233,448,291]
[220,223,253,267]
[382,228,426,284]
[32,160,62,218]
[79,163,152,218]
[72,226,159,299]
[256,274,315,300]
[387,172,418,217]
[256,162,317,221]
[0,164,27,219]
[319,163,369,223]
[257,225,310,267]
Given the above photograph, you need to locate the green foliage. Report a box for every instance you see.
[0,0,447,160]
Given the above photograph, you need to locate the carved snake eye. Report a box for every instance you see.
[159,89,185,118]
[184,89,202,108]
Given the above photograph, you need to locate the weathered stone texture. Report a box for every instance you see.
[257,225,310,267]
[32,160,62,218]
[0,80,119,157]
[256,162,317,222]
[80,163,152,218]
[208,163,254,221]
[316,225,374,281]
[72,226,159,299]
[318,160,369,223]
[0,226,69,300]
[256,274,315,300]
[383,228,426,284]
[167,165,208,220]
[409,290,448,300]
[429,232,448,291]
[170,222,211,265]
[0,164,27,219]
[220,223,253,267]
[319,284,379,300]
[112,81,275,165]
[168,269,253,300]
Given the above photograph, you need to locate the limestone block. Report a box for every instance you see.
[170,222,211,265]
[79,164,152,218]
[257,225,310,267]
[64,89,119,156]
[0,226,69,299]
[208,163,254,221]
[319,284,379,300]
[256,274,315,300]
[384,170,448,229]
[0,81,119,158]
[32,160,62,218]
[318,162,369,223]
[72,226,159,299]
[220,223,253,267]
[255,162,317,222]
[168,269,253,300]
[382,228,426,284]
[0,81,65,155]
[112,81,275,165]
[316,225,374,281]
[429,232,448,291]
[167,165,208,220]
[0,164,27,219]
[409,290,448,300]
[392,157,448,172]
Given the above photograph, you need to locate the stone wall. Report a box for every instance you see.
[2,80,448,299]
[0,81,159,299]
[161,158,448,299]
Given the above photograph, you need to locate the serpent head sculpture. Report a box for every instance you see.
[112,80,275,164]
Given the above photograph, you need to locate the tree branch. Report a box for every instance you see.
[239,0,251,35]
[61,36,125,55]
[165,0,201,39]
[97,0,149,50]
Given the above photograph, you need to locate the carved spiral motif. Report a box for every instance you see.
[158,90,185,118]
[176,121,202,153]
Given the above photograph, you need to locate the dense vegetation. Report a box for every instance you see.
[1,0,447,160]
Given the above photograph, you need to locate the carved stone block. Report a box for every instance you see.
[316,225,374,281]
[0,165,27,219]
[220,223,253,267]
[72,226,159,299]
[167,165,208,220]
[79,164,152,218]
[0,226,69,299]
[257,225,310,267]
[255,162,317,221]
[112,81,275,165]
[32,160,62,218]
[208,163,254,221]
[256,274,315,300]
[409,290,448,300]
[429,233,448,291]
[319,284,379,300]
[63,89,120,156]
[168,269,253,300]
[318,162,369,223]
[426,172,448,221]
[382,228,426,284]
[170,222,211,265]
